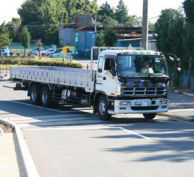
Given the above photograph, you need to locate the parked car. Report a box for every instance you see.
[29,48,45,55]
[51,48,74,58]
[44,48,56,56]
[51,48,63,58]
[0,47,10,56]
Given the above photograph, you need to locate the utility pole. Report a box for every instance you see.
[142,0,149,50]
[94,14,97,33]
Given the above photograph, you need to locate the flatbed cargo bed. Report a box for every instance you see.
[10,66,95,92]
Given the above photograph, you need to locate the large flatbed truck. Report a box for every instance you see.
[10,47,177,120]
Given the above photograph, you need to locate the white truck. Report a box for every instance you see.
[10,47,177,120]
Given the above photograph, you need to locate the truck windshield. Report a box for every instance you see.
[117,55,168,78]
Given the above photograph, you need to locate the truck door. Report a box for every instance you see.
[96,56,117,96]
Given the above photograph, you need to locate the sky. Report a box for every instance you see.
[0,0,185,24]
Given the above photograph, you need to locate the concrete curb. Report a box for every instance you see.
[182,92,194,97]
[0,119,40,177]
[174,90,194,97]
[0,127,4,136]
[0,79,10,82]
[159,113,194,122]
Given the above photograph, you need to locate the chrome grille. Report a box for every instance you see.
[121,87,166,96]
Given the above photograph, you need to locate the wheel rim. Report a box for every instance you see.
[42,90,48,105]
[99,99,106,116]
[31,89,36,102]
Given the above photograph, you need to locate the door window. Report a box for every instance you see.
[98,56,104,73]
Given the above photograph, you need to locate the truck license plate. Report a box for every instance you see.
[133,100,151,106]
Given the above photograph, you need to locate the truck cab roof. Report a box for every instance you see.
[99,49,161,57]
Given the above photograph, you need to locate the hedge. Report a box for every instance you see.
[0,58,82,69]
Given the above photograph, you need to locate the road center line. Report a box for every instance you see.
[117,127,150,139]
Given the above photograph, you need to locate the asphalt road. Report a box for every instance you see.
[1,81,194,177]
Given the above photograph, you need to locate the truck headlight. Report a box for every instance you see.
[160,100,168,105]
[115,85,121,96]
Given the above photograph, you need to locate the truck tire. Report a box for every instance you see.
[98,95,111,120]
[30,85,40,105]
[143,113,157,120]
[40,86,52,107]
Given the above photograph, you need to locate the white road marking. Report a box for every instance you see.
[6,100,81,114]
[169,109,194,112]
[28,125,150,139]
[117,127,150,139]
[170,103,194,106]
[32,114,92,119]
[30,125,109,131]
[14,117,94,124]
[0,113,94,122]
[21,120,105,128]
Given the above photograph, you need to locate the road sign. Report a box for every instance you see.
[62,47,67,55]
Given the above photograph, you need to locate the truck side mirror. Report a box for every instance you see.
[176,58,181,72]
[164,53,182,80]
[164,53,182,73]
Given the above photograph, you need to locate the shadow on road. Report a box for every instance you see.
[93,120,194,163]
[0,99,159,127]
[1,97,194,163]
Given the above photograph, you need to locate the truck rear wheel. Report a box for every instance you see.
[98,95,111,120]
[40,86,52,107]
[30,85,40,105]
[143,113,157,120]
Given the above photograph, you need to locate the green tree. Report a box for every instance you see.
[155,9,185,87]
[183,0,194,88]
[149,22,155,31]
[83,0,99,14]
[6,18,21,42]
[0,23,10,56]
[97,2,115,25]
[155,9,184,55]
[95,31,104,46]
[183,0,194,24]
[18,0,98,44]
[18,0,68,44]
[125,15,142,27]
[182,23,194,88]
[19,26,31,57]
[115,0,128,25]
[36,39,43,59]
[103,27,117,46]
[65,0,98,23]
[65,0,83,22]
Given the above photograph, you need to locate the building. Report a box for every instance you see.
[59,14,157,58]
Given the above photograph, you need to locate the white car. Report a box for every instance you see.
[0,47,10,56]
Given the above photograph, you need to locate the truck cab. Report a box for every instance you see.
[94,48,170,120]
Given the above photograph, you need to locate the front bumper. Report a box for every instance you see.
[108,98,169,114]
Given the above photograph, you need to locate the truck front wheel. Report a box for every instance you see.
[98,95,111,120]
[143,113,157,120]
[30,85,40,105]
